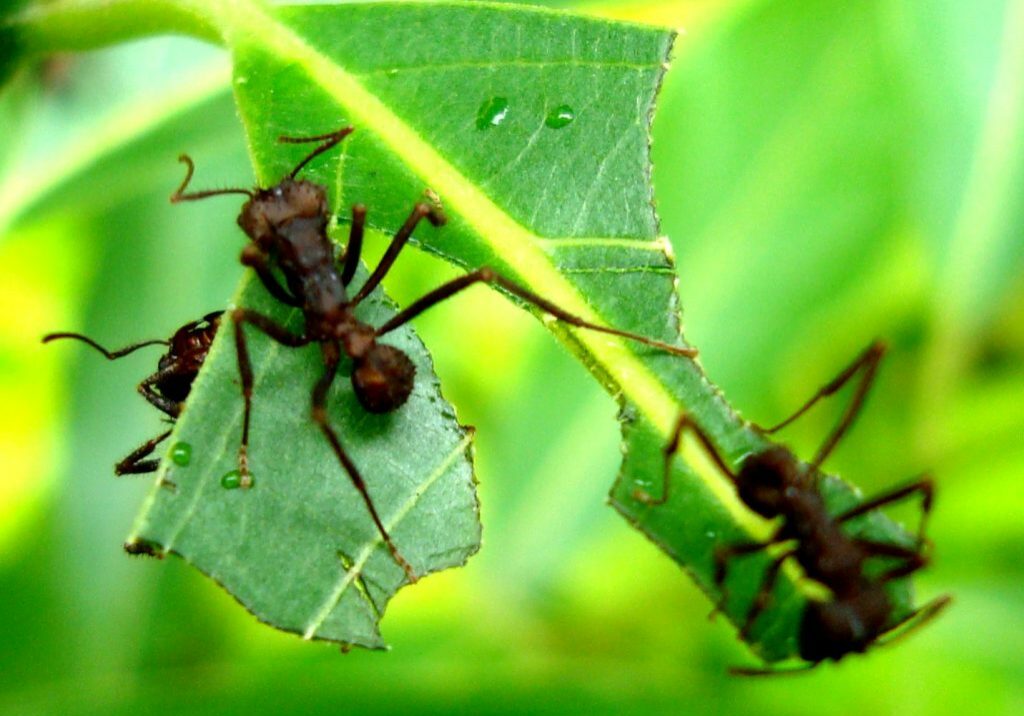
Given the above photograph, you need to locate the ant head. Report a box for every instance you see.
[237,179,328,246]
[166,311,222,374]
[735,445,799,518]
[351,343,416,413]
[799,587,890,662]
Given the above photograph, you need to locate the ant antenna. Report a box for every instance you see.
[279,126,355,179]
[170,155,254,203]
[42,332,168,360]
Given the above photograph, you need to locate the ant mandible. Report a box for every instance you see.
[640,341,950,673]
[171,126,697,583]
[43,312,222,475]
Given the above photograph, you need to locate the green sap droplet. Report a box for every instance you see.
[545,105,576,129]
[476,97,509,129]
[221,470,244,490]
[170,441,192,467]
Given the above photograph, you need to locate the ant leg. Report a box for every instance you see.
[279,126,355,179]
[730,663,817,677]
[115,429,173,475]
[739,549,797,639]
[713,539,775,615]
[232,308,311,487]
[41,332,168,359]
[636,413,735,505]
[312,341,417,583]
[877,594,952,648]
[835,477,934,544]
[240,245,302,307]
[351,203,446,304]
[340,204,366,287]
[876,552,928,584]
[853,538,923,562]
[757,341,885,470]
[138,366,186,419]
[375,267,698,357]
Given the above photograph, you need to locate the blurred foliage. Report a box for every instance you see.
[1,0,1022,715]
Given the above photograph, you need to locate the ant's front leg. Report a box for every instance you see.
[637,413,737,506]
[115,429,173,475]
[137,365,185,419]
[241,245,302,307]
[739,548,797,639]
[712,539,776,617]
[350,203,445,302]
[232,308,310,487]
[757,341,886,470]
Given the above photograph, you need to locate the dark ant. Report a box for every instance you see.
[42,312,222,475]
[171,125,697,583]
[641,341,950,674]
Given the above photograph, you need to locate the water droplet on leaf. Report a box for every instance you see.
[545,105,576,129]
[170,442,192,467]
[476,97,509,129]
[221,470,245,489]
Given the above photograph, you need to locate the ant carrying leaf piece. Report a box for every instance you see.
[172,126,696,584]
[640,341,950,673]
[43,312,222,476]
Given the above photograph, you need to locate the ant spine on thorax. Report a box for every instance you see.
[640,341,950,673]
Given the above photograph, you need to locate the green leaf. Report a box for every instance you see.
[10,0,925,661]
[128,273,479,648]
[219,0,916,662]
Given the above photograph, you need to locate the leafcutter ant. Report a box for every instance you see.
[43,312,222,475]
[171,125,697,583]
[642,341,950,673]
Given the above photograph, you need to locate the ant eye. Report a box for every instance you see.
[351,344,416,413]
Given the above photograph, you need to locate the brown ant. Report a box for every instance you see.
[171,126,697,583]
[43,312,222,475]
[641,341,950,673]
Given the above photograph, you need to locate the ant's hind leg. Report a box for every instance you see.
[311,342,417,584]
[232,308,310,487]
[877,594,952,649]
[115,429,173,475]
[835,476,934,544]
[375,267,697,358]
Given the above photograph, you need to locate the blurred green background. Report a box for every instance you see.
[1,0,1022,713]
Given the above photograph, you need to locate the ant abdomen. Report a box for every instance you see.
[799,586,890,661]
[352,344,416,413]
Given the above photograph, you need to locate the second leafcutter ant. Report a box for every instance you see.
[43,312,222,476]
[641,342,950,673]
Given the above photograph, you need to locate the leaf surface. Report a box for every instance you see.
[10,0,924,659]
